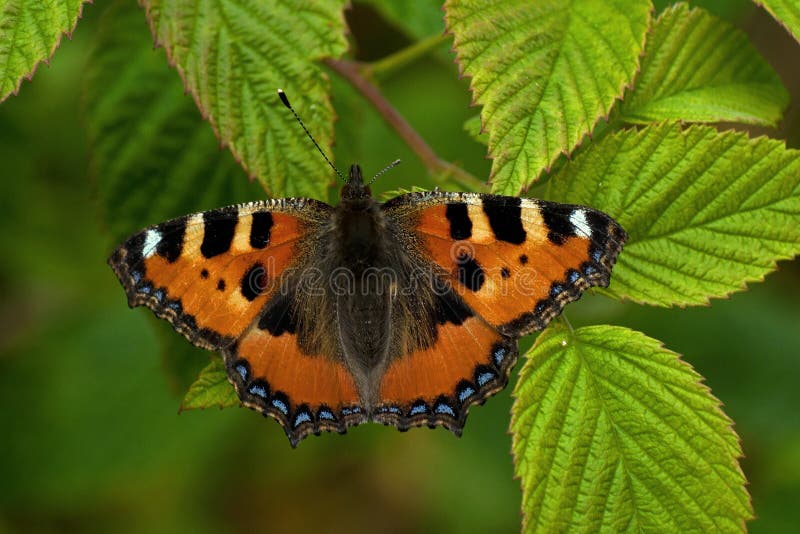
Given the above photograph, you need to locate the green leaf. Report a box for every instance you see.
[85,0,265,389]
[511,324,752,532]
[621,3,789,126]
[84,0,265,245]
[140,0,348,198]
[444,0,650,195]
[545,122,800,306]
[757,0,800,43]
[181,358,239,411]
[0,0,89,102]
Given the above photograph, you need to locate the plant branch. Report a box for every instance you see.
[324,57,486,191]
[364,32,451,81]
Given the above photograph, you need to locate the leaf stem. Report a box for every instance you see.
[364,33,451,81]
[324,57,486,191]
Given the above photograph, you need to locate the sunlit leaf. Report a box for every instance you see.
[621,3,788,126]
[445,0,650,194]
[545,122,800,306]
[0,0,89,102]
[181,358,239,411]
[140,0,348,198]
[511,324,752,532]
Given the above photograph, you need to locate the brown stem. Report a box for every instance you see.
[324,57,485,191]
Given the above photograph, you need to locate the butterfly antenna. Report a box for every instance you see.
[368,159,402,185]
[277,89,345,182]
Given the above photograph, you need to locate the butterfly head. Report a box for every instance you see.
[341,164,372,201]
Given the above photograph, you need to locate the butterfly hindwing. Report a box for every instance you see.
[225,321,364,447]
[375,311,518,433]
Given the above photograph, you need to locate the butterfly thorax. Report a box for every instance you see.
[322,164,398,404]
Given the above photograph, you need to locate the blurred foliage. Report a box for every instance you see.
[0,1,799,533]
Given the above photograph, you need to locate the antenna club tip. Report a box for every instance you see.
[277,89,291,108]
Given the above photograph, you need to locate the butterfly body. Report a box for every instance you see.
[109,164,627,446]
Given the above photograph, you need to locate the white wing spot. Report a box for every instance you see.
[569,209,591,238]
[143,229,162,258]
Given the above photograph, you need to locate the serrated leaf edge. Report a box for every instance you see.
[443,2,654,194]
[509,324,753,531]
[0,0,93,104]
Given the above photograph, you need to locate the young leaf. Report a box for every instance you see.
[444,0,650,195]
[545,123,800,307]
[757,0,800,43]
[84,0,265,245]
[140,0,348,199]
[181,358,239,411]
[511,324,751,532]
[621,3,789,126]
[0,0,89,102]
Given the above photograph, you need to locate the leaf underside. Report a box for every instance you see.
[621,3,788,126]
[444,0,651,195]
[139,0,348,199]
[511,324,752,532]
[0,0,89,102]
[545,122,800,307]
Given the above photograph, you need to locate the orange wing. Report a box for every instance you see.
[226,317,363,446]
[109,198,359,445]
[375,192,626,434]
[375,312,517,434]
[384,192,627,338]
[109,199,328,349]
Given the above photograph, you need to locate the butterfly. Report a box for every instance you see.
[108,92,627,447]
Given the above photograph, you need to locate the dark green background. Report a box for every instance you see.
[1,1,798,532]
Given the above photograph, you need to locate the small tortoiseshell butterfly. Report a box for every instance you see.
[109,91,627,446]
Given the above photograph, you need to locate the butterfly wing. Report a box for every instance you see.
[377,191,626,432]
[109,199,361,444]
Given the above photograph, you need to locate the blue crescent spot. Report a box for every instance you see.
[435,404,456,416]
[550,284,564,297]
[235,365,248,381]
[568,271,580,284]
[410,404,428,416]
[342,406,362,416]
[168,301,181,311]
[294,412,312,427]
[493,347,507,366]
[131,270,142,283]
[592,249,602,262]
[271,399,289,415]
[584,265,597,276]
[458,386,475,403]
[319,410,335,420]
[140,285,151,294]
[154,289,165,302]
[477,371,495,387]
[249,385,266,398]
